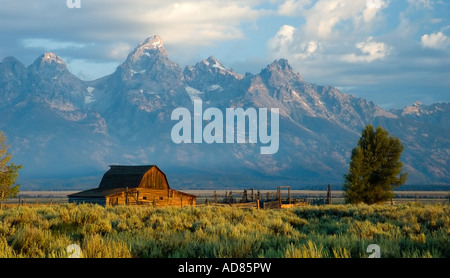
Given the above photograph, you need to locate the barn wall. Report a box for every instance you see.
[139,167,170,190]
[106,189,196,207]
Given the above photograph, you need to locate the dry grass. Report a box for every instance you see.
[0,202,448,258]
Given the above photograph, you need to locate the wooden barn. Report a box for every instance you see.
[68,165,196,207]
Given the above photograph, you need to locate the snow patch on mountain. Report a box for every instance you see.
[211,62,226,71]
[185,86,203,101]
[207,84,223,91]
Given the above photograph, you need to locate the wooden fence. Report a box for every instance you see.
[199,186,309,209]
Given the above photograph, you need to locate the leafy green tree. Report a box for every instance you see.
[344,125,408,204]
[0,132,22,209]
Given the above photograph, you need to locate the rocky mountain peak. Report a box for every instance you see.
[116,35,184,83]
[269,59,291,71]
[394,101,450,128]
[188,55,231,74]
[204,56,225,70]
[28,52,70,78]
[34,52,67,68]
[1,56,25,68]
[260,59,303,85]
[41,52,65,64]
[183,55,243,94]
[401,101,424,116]
[127,35,168,64]
[0,56,26,78]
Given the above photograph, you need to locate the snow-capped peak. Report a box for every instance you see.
[205,56,226,71]
[401,101,423,116]
[140,35,164,50]
[29,52,69,74]
[126,35,168,64]
[41,52,65,65]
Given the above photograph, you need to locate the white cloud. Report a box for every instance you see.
[1,0,268,49]
[0,0,272,75]
[277,0,313,16]
[268,25,318,60]
[305,41,318,55]
[342,37,390,63]
[21,39,85,50]
[297,0,388,39]
[421,32,450,49]
[293,41,319,59]
[268,0,390,65]
[267,25,295,55]
[138,1,266,45]
[363,0,388,23]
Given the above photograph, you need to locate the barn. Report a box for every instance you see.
[68,165,196,207]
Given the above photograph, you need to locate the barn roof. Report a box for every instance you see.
[98,165,168,190]
[68,187,127,198]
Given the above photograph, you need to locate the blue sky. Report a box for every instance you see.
[0,0,449,109]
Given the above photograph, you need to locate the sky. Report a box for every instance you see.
[0,0,449,109]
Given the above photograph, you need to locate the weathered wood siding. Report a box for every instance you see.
[139,167,170,190]
[262,200,281,209]
[106,188,196,207]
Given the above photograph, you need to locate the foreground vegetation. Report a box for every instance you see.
[0,203,448,258]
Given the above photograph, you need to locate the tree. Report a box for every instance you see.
[343,125,408,204]
[0,132,22,209]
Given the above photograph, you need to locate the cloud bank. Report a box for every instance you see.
[0,0,448,108]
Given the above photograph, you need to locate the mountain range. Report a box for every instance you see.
[1,35,449,190]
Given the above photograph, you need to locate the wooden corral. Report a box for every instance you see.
[262,186,308,209]
[201,186,308,209]
[68,165,196,207]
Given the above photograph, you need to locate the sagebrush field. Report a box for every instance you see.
[0,203,448,258]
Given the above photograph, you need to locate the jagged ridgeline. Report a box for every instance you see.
[0,35,449,189]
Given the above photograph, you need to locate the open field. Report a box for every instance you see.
[0,202,448,258]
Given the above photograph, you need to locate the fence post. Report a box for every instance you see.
[277,187,281,207]
[288,187,291,204]
[327,184,332,205]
